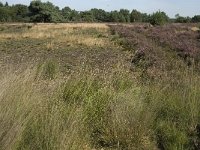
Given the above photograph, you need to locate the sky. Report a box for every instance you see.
[1,0,200,18]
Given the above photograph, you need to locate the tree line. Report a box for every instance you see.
[0,0,200,25]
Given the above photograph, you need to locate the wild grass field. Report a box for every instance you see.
[0,23,200,150]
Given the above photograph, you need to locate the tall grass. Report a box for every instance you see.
[0,63,156,150]
[0,64,200,149]
[142,62,200,149]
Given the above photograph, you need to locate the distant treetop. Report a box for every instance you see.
[0,0,199,24]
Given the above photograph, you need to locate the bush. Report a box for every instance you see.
[150,11,169,26]
[175,16,191,23]
[192,15,200,23]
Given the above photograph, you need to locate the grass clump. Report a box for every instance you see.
[156,121,188,150]
[36,60,58,80]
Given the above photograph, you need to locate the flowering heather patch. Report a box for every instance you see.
[109,24,172,64]
[145,24,200,61]
[109,24,173,80]
[109,24,157,63]
[109,23,200,81]
[110,24,200,66]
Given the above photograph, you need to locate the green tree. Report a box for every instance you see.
[150,11,169,26]
[119,9,130,22]
[192,15,200,23]
[0,2,3,7]
[141,13,151,22]
[28,0,43,21]
[80,11,95,22]
[175,14,191,23]
[130,9,142,22]
[118,13,126,22]
[61,6,71,22]
[70,10,80,21]
[5,2,8,7]
[90,8,109,22]
[0,7,12,22]
[110,11,120,22]
[110,10,127,22]
[12,4,29,22]
[29,1,63,23]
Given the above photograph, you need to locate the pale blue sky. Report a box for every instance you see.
[1,0,199,17]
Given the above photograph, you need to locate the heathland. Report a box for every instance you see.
[0,23,200,150]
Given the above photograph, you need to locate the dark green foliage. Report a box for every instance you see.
[61,7,81,22]
[176,16,191,23]
[110,10,128,23]
[29,1,63,22]
[192,15,200,23]
[119,9,130,22]
[110,11,120,22]
[90,8,110,22]
[13,4,29,22]
[0,2,3,7]
[0,2,29,22]
[5,2,8,7]
[150,11,169,26]
[175,14,191,23]
[80,11,95,22]
[141,13,151,22]
[0,7,12,22]
[14,4,28,17]
[61,6,71,22]
[70,10,80,21]
[130,9,142,22]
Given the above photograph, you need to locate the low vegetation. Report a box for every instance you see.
[0,23,200,150]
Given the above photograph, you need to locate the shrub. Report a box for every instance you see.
[192,15,200,23]
[150,11,169,26]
